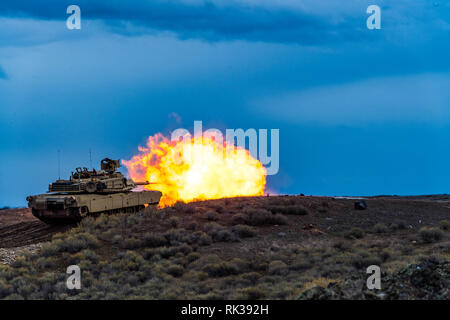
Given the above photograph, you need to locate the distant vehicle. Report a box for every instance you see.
[26,158,162,223]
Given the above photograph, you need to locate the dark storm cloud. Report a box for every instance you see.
[0,0,369,44]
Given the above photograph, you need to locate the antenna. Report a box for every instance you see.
[57,149,61,180]
[89,148,92,169]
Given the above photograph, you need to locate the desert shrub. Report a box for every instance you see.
[185,206,195,214]
[36,256,58,269]
[73,249,99,264]
[173,201,186,211]
[231,213,248,225]
[186,252,201,263]
[158,206,175,216]
[204,222,224,233]
[0,279,13,299]
[289,259,313,272]
[185,231,201,244]
[53,232,100,253]
[190,254,222,269]
[202,262,241,277]
[11,277,39,299]
[232,225,256,238]
[269,205,309,216]
[77,217,96,233]
[229,258,247,272]
[212,229,239,243]
[198,233,213,246]
[177,244,193,256]
[294,277,338,299]
[245,209,288,226]
[113,251,146,272]
[373,223,388,233]
[268,197,298,206]
[166,264,184,277]
[238,287,266,299]
[434,241,450,253]
[40,243,59,257]
[111,234,123,244]
[186,221,198,231]
[123,237,142,249]
[248,261,269,273]
[168,217,180,228]
[203,222,237,242]
[241,272,261,283]
[141,205,157,216]
[126,215,143,227]
[173,201,195,214]
[3,293,24,300]
[390,220,407,230]
[143,233,168,248]
[268,260,288,275]
[0,266,15,282]
[351,255,382,269]
[11,256,31,269]
[142,248,157,260]
[205,211,219,221]
[379,249,393,262]
[164,228,187,244]
[204,222,237,242]
[211,204,225,213]
[419,227,444,243]
[268,252,290,263]
[99,228,121,241]
[157,247,182,259]
[440,220,450,231]
[194,291,225,300]
[344,228,365,240]
[332,241,351,252]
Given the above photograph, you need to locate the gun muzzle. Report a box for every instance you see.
[134,181,150,185]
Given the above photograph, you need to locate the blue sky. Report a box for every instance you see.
[0,0,449,206]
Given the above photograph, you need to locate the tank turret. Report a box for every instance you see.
[48,158,149,194]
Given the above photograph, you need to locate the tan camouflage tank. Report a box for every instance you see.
[26,158,161,223]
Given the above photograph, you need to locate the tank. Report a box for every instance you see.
[26,158,162,223]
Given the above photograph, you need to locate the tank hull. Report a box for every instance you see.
[27,191,162,223]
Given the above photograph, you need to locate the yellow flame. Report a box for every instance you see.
[123,133,266,207]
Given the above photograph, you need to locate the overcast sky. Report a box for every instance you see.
[0,0,449,206]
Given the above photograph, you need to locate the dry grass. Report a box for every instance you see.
[1,195,449,300]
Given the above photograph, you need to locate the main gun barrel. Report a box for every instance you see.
[134,181,154,185]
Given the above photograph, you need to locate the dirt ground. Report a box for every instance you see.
[0,195,449,299]
[0,208,71,248]
[1,195,449,248]
[0,208,36,227]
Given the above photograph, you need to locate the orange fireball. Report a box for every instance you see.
[123,133,266,207]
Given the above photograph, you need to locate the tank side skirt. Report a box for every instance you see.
[30,191,162,222]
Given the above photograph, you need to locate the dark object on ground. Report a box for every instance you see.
[354,200,367,210]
